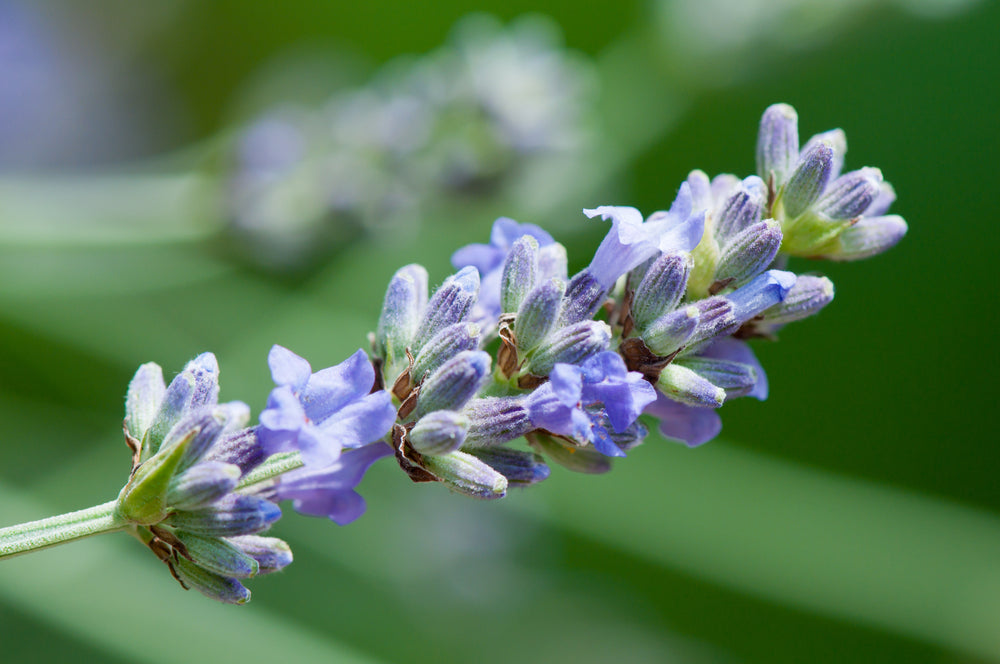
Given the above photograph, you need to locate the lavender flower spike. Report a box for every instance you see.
[258,345,396,467]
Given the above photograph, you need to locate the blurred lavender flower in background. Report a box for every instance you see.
[226,15,598,270]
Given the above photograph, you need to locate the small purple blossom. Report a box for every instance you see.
[583,183,705,290]
[258,345,396,467]
[270,442,394,526]
[526,351,656,457]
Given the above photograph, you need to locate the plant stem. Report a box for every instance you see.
[0,500,125,560]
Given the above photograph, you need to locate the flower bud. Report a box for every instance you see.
[514,277,565,352]
[756,103,799,184]
[203,427,267,475]
[409,411,470,455]
[642,305,699,356]
[166,461,241,511]
[227,535,293,574]
[528,320,611,376]
[684,298,736,348]
[820,215,908,261]
[630,252,692,333]
[376,264,429,365]
[419,450,508,499]
[174,403,251,474]
[560,270,606,326]
[172,530,260,578]
[125,362,165,444]
[412,322,481,383]
[783,140,833,218]
[815,167,883,220]
[674,357,758,398]
[801,128,846,181]
[715,220,783,287]
[145,353,220,454]
[714,176,767,242]
[656,363,726,408]
[500,235,539,313]
[412,266,480,353]
[463,397,534,448]
[415,350,491,417]
[172,556,251,604]
[165,494,282,537]
[757,275,835,327]
[466,447,550,486]
[526,431,612,474]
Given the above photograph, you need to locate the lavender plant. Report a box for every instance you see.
[0,104,905,603]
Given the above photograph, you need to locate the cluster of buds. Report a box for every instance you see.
[108,103,904,602]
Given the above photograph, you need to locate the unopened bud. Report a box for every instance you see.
[467,447,550,486]
[415,350,491,417]
[515,277,565,352]
[227,535,293,574]
[172,556,251,604]
[756,103,799,184]
[412,322,481,383]
[815,167,883,220]
[715,220,783,287]
[376,264,429,365]
[409,411,470,455]
[173,530,259,578]
[631,252,692,333]
[165,494,281,537]
[642,305,699,356]
[166,461,241,511]
[783,140,833,218]
[820,215,908,261]
[757,275,835,326]
[675,357,758,398]
[529,320,611,376]
[501,235,539,313]
[419,450,508,499]
[656,363,726,408]
[124,362,165,445]
[412,266,479,354]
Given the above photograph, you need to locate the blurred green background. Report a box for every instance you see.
[1,0,998,662]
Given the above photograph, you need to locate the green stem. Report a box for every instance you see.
[0,500,126,560]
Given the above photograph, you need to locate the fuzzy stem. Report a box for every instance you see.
[0,500,125,560]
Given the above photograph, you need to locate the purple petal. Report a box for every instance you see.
[302,349,375,424]
[548,363,583,408]
[314,390,396,449]
[268,345,312,390]
[644,392,722,447]
[452,243,499,273]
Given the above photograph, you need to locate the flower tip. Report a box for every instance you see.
[767,269,798,295]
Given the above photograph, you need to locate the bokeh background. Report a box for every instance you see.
[1,0,998,662]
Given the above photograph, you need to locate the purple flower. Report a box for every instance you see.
[269,442,394,526]
[258,345,396,467]
[644,391,722,448]
[526,351,656,457]
[582,183,706,290]
[452,217,558,322]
